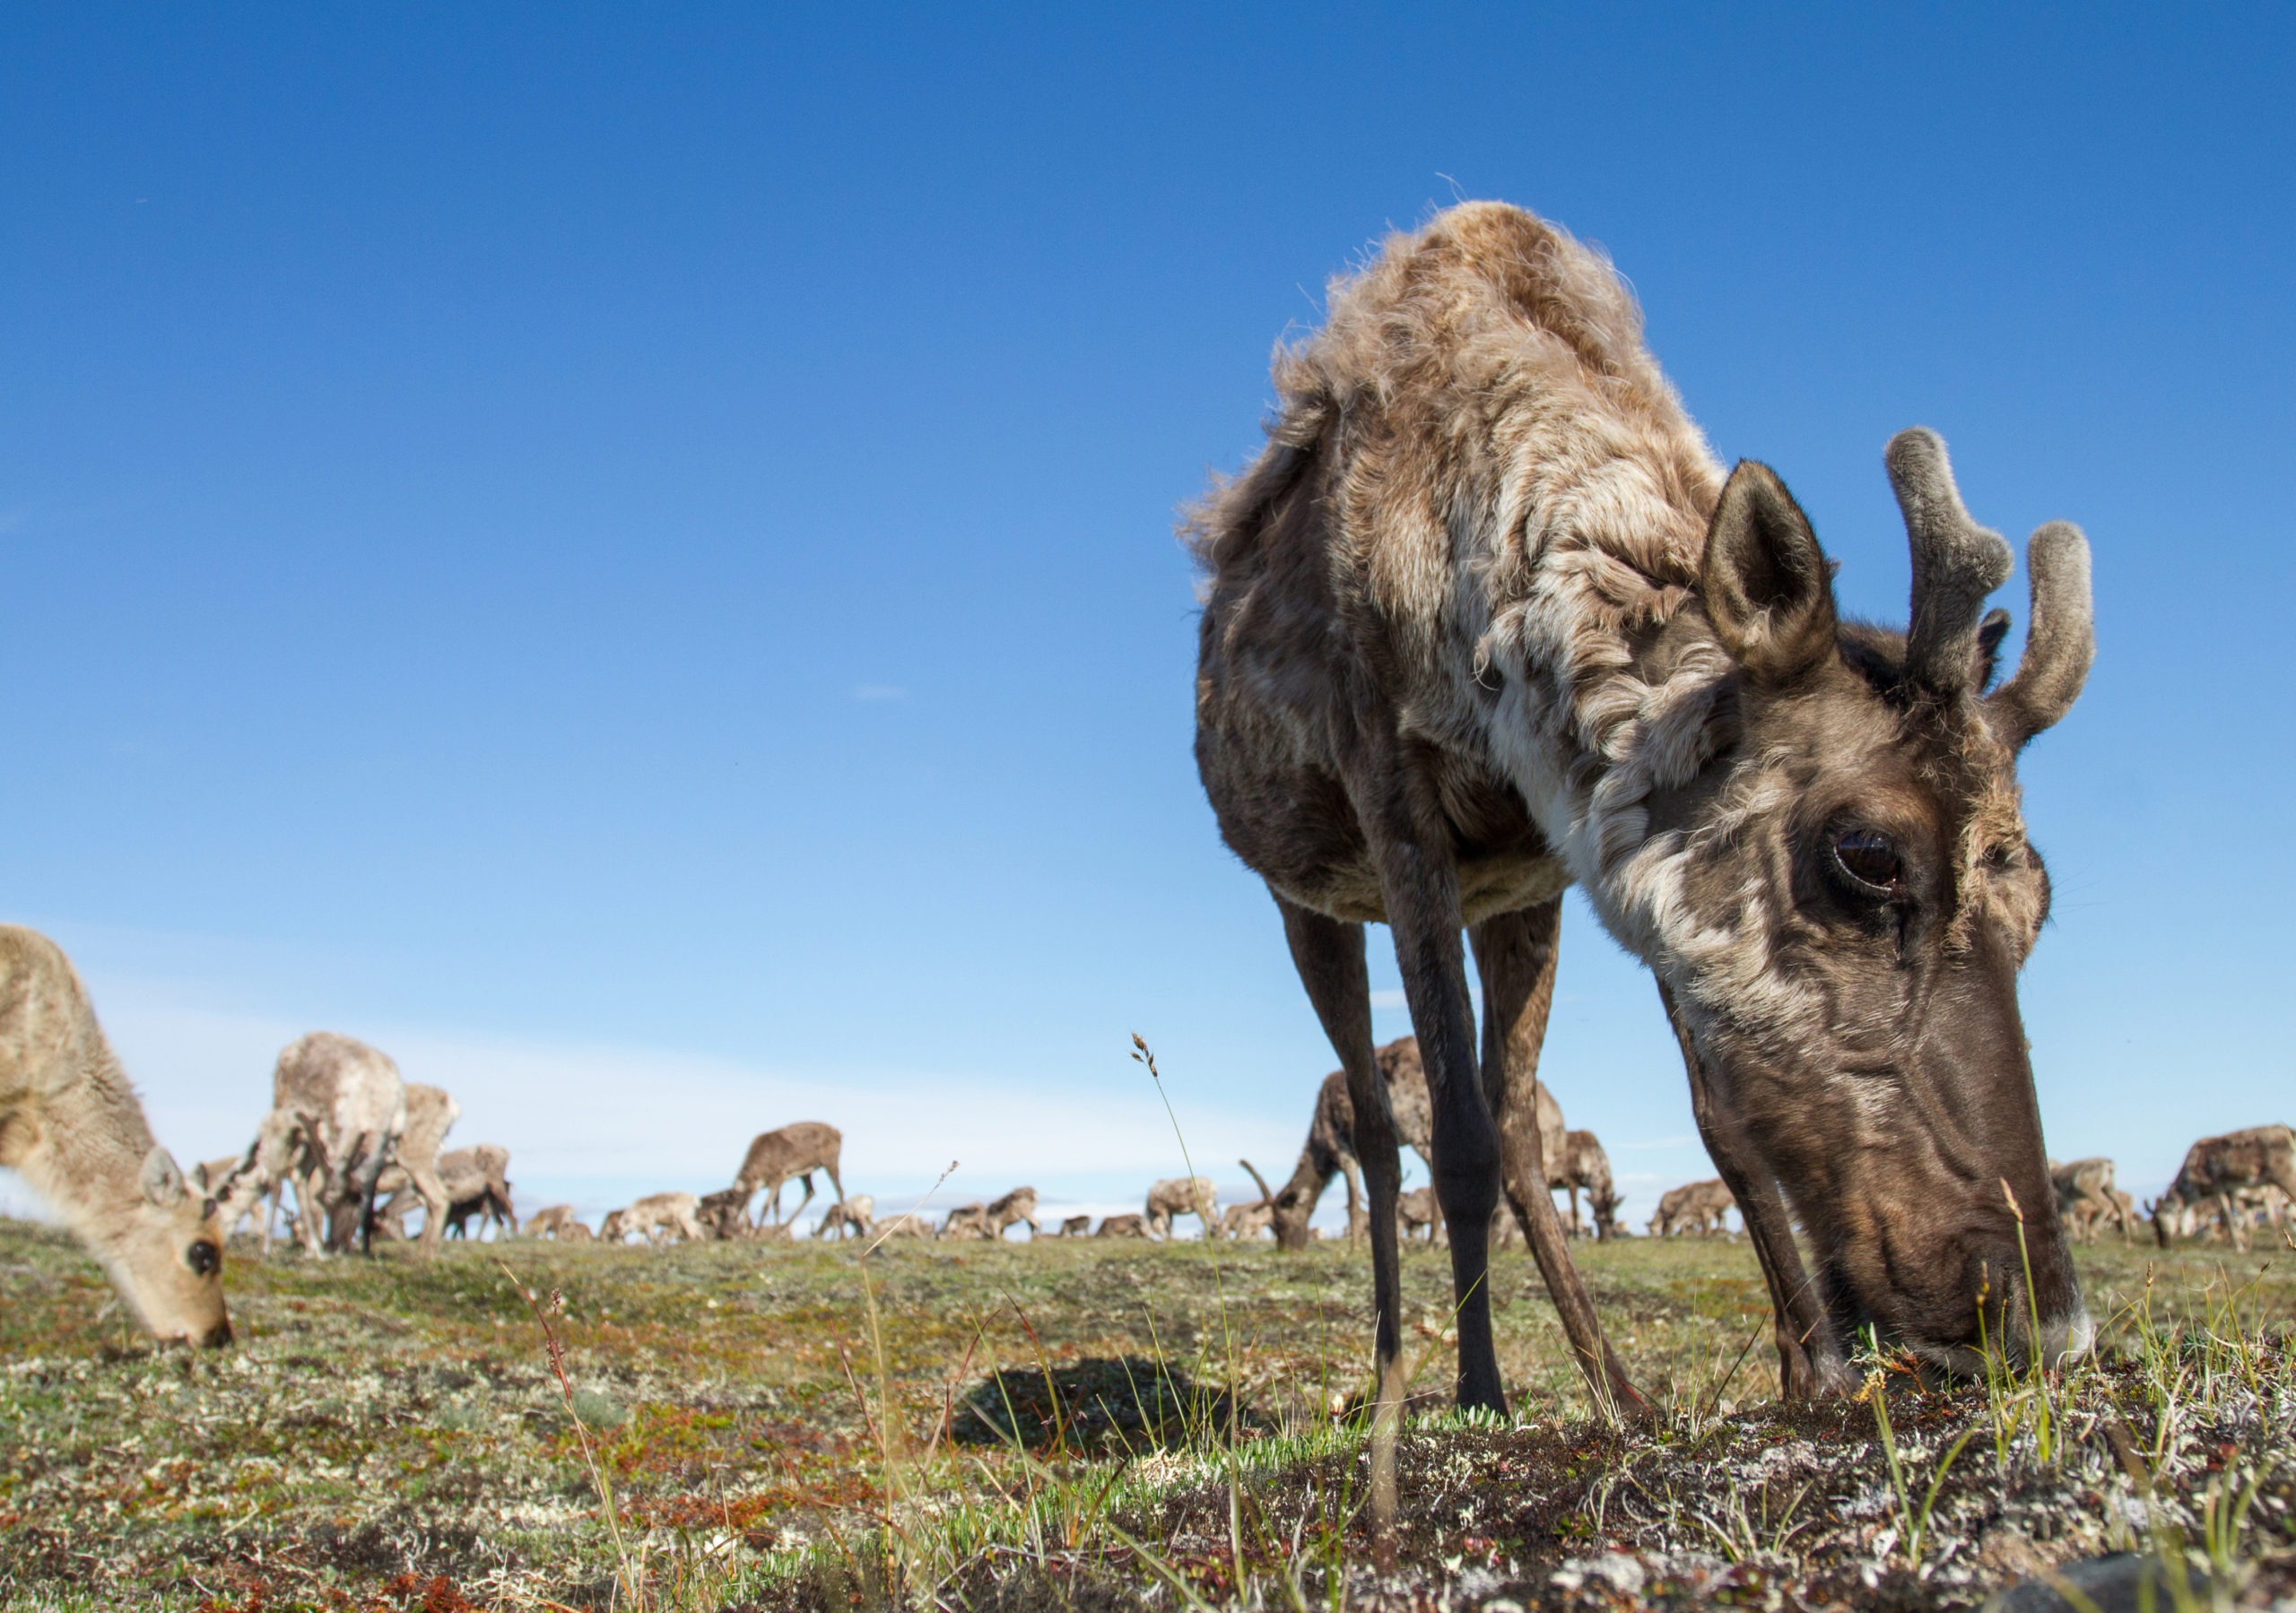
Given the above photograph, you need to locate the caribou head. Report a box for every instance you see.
[1646,428,2094,1373]
[100,1147,232,1348]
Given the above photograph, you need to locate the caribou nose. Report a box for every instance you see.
[202,1318,235,1349]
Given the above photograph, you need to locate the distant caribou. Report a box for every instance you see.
[1266,1037,1562,1251]
[1396,1186,1442,1244]
[367,1084,462,1249]
[2153,1126,2296,1252]
[815,1196,874,1239]
[526,1204,586,1241]
[1648,1179,1736,1238]
[2049,1158,2136,1244]
[940,1202,990,1239]
[698,1187,754,1240]
[439,1146,517,1240]
[732,1122,845,1230]
[220,1033,409,1258]
[985,1186,1041,1239]
[1555,1131,1622,1241]
[1145,1176,1219,1239]
[601,1192,703,1245]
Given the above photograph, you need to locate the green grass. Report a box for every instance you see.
[1,1218,2291,1610]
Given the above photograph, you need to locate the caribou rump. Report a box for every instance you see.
[1190,201,2095,1468]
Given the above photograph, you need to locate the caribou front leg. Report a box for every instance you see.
[1358,799,1507,1417]
[1471,903,1646,1420]
[1275,896,1406,1549]
[1657,982,1854,1398]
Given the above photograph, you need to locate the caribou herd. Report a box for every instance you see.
[7,917,2278,1368]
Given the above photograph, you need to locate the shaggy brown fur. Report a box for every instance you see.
[1190,202,2095,1437]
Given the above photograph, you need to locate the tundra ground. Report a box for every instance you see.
[2,1217,2291,1610]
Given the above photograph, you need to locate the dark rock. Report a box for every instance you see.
[1985,1552,2213,1613]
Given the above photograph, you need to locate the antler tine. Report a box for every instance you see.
[1886,428,2013,696]
[1987,521,2094,749]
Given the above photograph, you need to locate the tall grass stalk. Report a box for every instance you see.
[496,1259,642,1609]
[1132,1032,1252,1590]
[2000,1177,2059,1464]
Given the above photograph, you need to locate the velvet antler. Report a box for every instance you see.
[1886,427,2014,698]
[1987,519,2094,748]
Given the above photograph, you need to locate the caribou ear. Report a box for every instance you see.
[141,1147,188,1208]
[1703,460,1838,687]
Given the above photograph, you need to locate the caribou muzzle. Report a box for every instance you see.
[1805,944,2088,1375]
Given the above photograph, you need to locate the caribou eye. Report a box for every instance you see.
[186,1240,222,1277]
[1831,828,1903,894]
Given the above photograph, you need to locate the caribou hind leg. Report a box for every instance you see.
[1276,896,1406,1549]
[1471,903,1645,1419]
[1657,982,1855,1399]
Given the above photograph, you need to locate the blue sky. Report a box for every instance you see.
[3,5,2289,1227]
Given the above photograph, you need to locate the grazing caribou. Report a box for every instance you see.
[1648,1179,1736,1237]
[526,1203,586,1240]
[1144,1176,1219,1238]
[814,1195,875,1239]
[940,1202,990,1239]
[436,1146,517,1240]
[1397,1185,1443,1244]
[698,1187,755,1240]
[733,1122,845,1230]
[1219,1199,1275,1241]
[221,1033,406,1257]
[602,1192,704,1245]
[984,1186,1041,1239]
[1267,1036,1561,1250]
[367,1084,461,1250]
[0,926,232,1347]
[1057,1213,1091,1236]
[1557,1131,1622,1241]
[2153,1126,2296,1252]
[1095,1212,1149,1238]
[2049,1157,2135,1244]
[1190,201,2095,1453]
